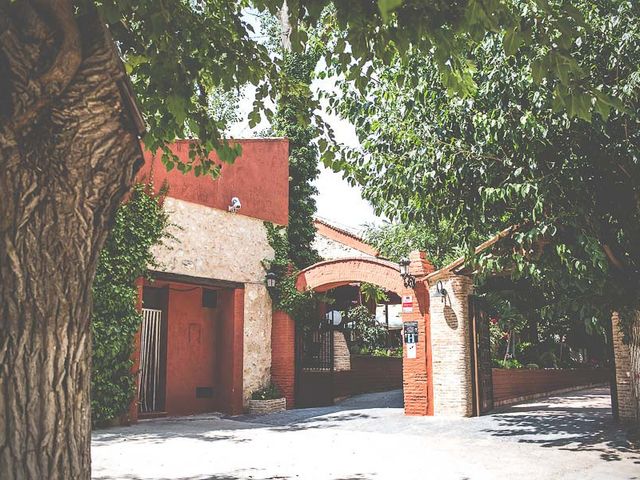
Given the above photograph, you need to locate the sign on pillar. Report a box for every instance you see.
[402,295,414,313]
[404,321,418,359]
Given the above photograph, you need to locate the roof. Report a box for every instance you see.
[313,217,379,257]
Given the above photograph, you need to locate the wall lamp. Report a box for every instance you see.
[399,258,416,289]
[265,270,277,290]
[433,280,447,302]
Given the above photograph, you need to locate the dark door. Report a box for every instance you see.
[295,320,335,407]
[139,286,168,413]
[469,297,494,415]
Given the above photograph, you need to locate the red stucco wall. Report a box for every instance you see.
[215,288,245,415]
[137,139,289,225]
[164,286,218,415]
[134,280,244,418]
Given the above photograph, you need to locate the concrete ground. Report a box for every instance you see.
[92,387,639,480]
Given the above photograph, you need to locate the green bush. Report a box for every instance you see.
[91,184,169,426]
[358,347,403,358]
[493,358,523,369]
[347,305,387,353]
[251,383,283,400]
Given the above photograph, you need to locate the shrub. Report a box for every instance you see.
[493,358,523,369]
[347,305,387,352]
[251,383,283,400]
[357,347,403,358]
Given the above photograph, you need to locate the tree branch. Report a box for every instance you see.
[603,243,627,272]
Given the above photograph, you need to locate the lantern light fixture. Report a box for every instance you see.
[433,280,447,302]
[266,270,277,289]
[399,258,416,289]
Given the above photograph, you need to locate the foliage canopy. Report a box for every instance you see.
[332,1,640,333]
[92,0,605,177]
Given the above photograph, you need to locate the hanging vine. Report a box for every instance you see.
[91,184,170,426]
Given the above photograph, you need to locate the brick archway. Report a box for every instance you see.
[295,257,405,295]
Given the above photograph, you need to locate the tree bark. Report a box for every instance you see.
[0,4,143,479]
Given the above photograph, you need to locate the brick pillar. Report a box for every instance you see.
[429,273,473,416]
[333,331,351,371]
[612,312,637,423]
[230,288,245,415]
[402,251,435,416]
[271,310,296,408]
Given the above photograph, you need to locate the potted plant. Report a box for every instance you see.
[247,383,286,415]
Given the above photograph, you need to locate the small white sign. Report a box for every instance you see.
[402,295,414,313]
[407,343,417,359]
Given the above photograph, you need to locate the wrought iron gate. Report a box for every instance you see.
[295,319,335,407]
[139,308,164,413]
[469,297,494,415]
[296,322,334,371]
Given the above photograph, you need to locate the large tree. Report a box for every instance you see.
[330,0,640,422]
[0,0,611,477]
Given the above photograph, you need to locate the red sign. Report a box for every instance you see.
[402,295,413,313]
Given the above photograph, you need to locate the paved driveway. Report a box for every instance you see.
[92,387,639,480]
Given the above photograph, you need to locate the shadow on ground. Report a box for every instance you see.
[232,389,403,431]
[94,390,404,447]
[94,470,376,480]
[483,389,640,464]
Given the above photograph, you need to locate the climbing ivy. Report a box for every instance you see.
[263,222,327,327]
[91,184,170,426]
[268,15,324,270]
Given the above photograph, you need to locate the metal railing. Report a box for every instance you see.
[139,308,163,413]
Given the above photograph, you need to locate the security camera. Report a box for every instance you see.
[228,197,241,213]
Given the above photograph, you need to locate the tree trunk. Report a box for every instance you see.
[0,5,143,479]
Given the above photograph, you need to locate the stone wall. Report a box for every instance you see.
[152,197,274,404]
[429,274,473,416]
[313,234,375,261]
[612,312,637,422]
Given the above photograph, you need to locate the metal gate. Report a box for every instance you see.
[139,308,164,413]
[295,319,334,407]
[296,324,334,371]
[469,297,494,415]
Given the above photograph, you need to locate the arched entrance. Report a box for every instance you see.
[271,252,436,416]
[295,257,406,294]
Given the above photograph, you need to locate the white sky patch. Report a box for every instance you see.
[228,74,382,231]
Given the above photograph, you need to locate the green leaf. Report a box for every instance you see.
[377,0,403,22]
[503,29,523,56]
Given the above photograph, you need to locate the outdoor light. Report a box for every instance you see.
[399,258,416,289]
[266,271,277,290]
[433,280,447,302]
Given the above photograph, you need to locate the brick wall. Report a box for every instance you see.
[612,312,637,422]
[271,310,295,408]
[492,368,610,405]
[429,273,473,416]
[333,356,403,398]
[333,331,351,372]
